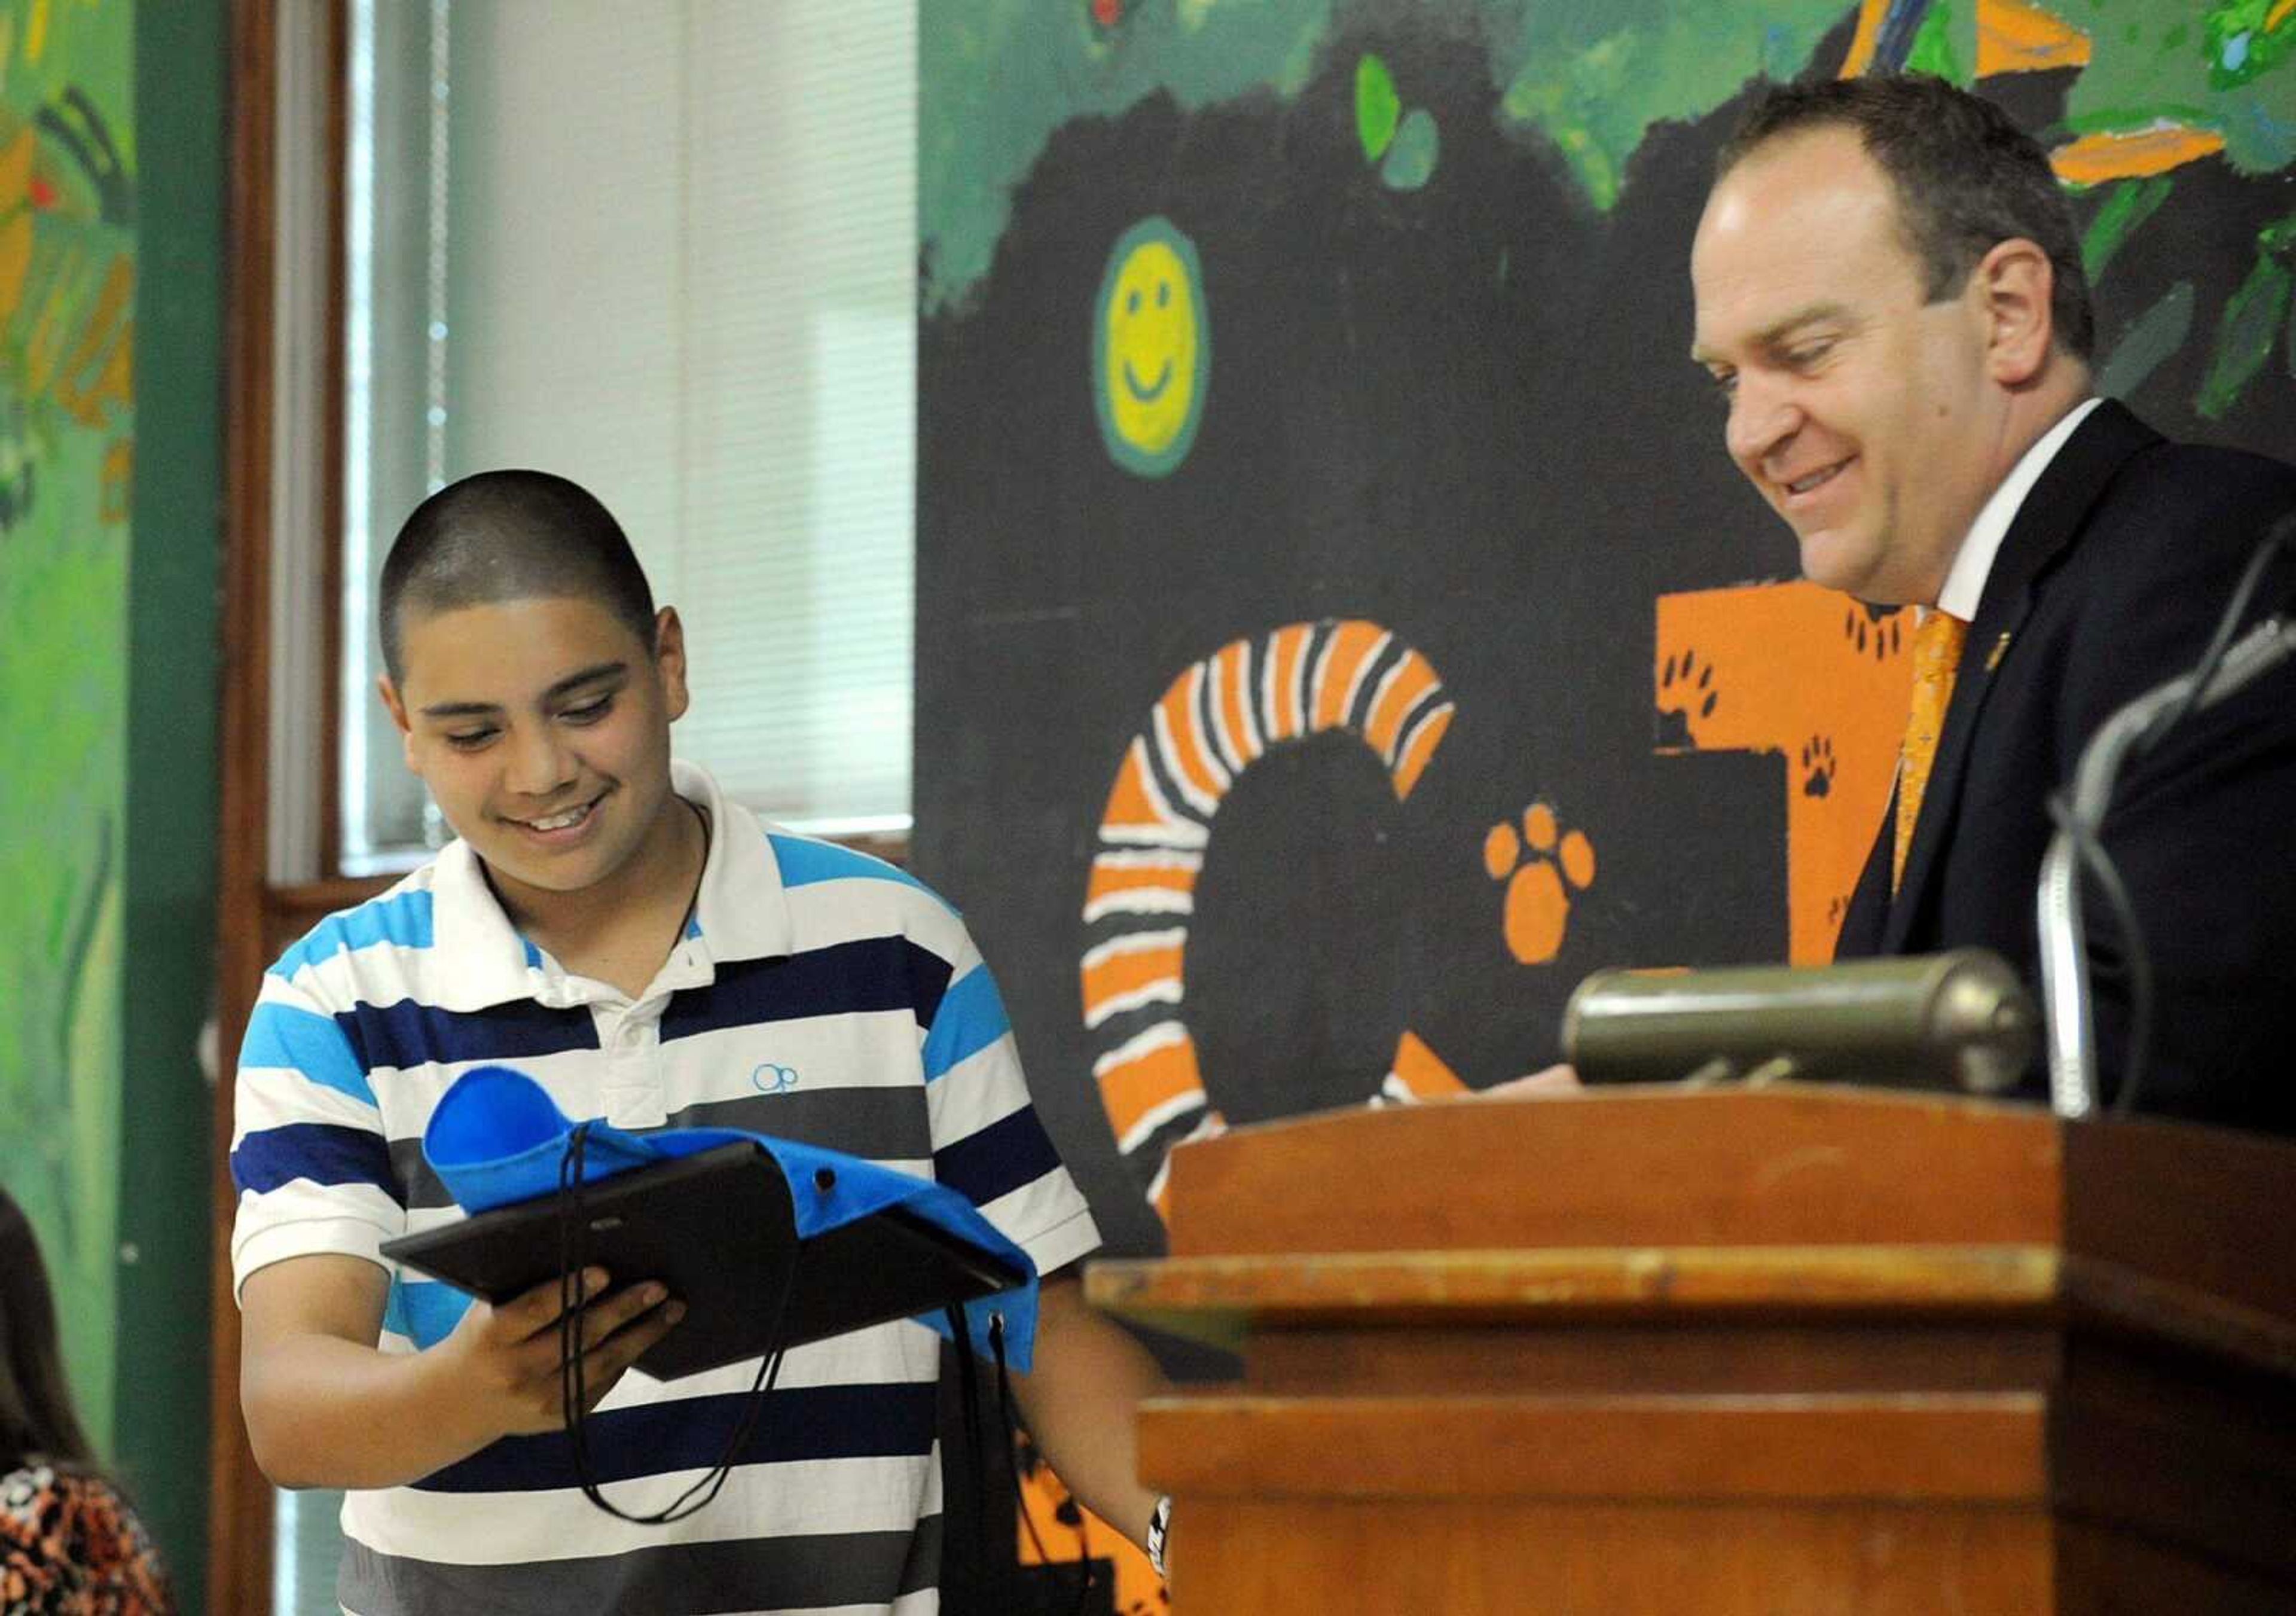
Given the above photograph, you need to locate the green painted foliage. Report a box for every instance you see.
[2063,0,2296,175]
[2081,175,2176,283]
[2197,251,2293,415]
[920,0,1334,314]
[1479,0,1846,211]
[1381,106,1440,189]
[1356,51,1400,160]
[0,0,136,1450]
[1905,0,1971,84]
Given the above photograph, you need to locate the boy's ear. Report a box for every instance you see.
[377,674,421,771]
[653,606,691,722]
[378,673,411,734]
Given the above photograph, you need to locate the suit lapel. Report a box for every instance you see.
[1880,400,2163,952]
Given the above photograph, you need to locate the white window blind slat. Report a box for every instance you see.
[343,0,915,864]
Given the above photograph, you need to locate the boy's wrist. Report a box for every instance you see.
[1146,1493,1171,1580]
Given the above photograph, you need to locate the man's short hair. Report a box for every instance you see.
[1718,74,2095,363]
[378,469,657,683]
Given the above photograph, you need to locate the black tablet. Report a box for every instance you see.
[380,1141,1027,1382]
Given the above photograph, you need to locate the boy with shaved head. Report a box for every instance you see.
[232,470,1168,1612]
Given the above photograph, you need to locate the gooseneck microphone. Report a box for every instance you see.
[1562,949,2038,1094]
[2037,603,2295,1120]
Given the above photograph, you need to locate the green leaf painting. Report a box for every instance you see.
[0,0,136,1451]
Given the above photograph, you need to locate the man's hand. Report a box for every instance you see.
[1480,1063,1583,1097]
[426,1268,685,1437]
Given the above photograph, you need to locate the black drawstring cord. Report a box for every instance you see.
[989,1313,1095,1616]
[556,1126,798,1523]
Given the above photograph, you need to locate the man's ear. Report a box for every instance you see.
[653,606,691,722]
[378,673,419,770]
[1976,237,2056,387]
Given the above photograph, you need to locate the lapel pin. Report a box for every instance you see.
[1985,631,2011,673]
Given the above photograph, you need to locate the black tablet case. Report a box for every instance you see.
[380,1141,1027,1381]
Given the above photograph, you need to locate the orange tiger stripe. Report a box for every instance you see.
[1155,669,1226,805]
[1098,1034,1207,1147]
[1080,943,1186,1023]
[1312,621,1385,731]
[1085,859,1200,908]
[1215,638,1257,764]
[1097,739,1173,837]
[1390,703,1454,801]
[1363,650,1442,761]
[1265,624,1309,742]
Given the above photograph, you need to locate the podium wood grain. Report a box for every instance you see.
[1089,1086,2296,1612]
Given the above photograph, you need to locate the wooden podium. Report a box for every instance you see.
[1085,1086,2296,1612]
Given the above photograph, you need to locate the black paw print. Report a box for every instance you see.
[1800,733,1836,798]
[1656,648,1718,748]
[1843,606,1905,661]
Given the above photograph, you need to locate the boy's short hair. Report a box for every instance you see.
[378,469,658,683]
[1717,73,2095,364]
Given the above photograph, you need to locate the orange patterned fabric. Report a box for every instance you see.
[1894,610,1968,891]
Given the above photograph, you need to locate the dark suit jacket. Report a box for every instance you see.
[1834,400,2296,1134]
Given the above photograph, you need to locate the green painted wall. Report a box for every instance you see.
[123,0,224,1605]
[0,0,221,1604]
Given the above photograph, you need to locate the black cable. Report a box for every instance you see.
[555,1127,799,1524]
[990,1313,1095,1616]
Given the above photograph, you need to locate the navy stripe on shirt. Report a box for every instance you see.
[233,1122,405,1205]
[661,937,954,1043]
[337,996,599,1074]
[413,1381,939,1493]
[932,1105,1064,1212]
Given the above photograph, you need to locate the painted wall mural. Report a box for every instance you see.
[920,0,2292,1602]
[0,0,135,1447]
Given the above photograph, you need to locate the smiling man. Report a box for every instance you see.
[1688,75,2296,1130]
[230,471,1168,1613]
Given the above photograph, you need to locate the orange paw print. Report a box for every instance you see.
[1483,804,1596,965]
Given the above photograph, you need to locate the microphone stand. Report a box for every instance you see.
[2037,612,2295,1118]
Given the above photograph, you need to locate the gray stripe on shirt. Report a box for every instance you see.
[339,1514,941,1615]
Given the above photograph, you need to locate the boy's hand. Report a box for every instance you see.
[432,1267,686,1437]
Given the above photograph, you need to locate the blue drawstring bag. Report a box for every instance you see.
[419,1064,1041,1371]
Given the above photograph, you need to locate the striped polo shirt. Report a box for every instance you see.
[231,760,1100,1616]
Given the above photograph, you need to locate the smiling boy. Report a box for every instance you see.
[231,471,1166,1613]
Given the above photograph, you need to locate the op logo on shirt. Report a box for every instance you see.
[750,1062,800,1096]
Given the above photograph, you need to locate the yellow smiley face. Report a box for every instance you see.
[1094,218,1208,477]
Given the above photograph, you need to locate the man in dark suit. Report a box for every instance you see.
[1689,75,2296,1132]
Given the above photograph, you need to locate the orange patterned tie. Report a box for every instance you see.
[1894,609,1968,892]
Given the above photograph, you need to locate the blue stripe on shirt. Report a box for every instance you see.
[413,1381,939,1493]
[240,1002,377,1107]
[769,835,953,915]
[383,1274,474,1349]
[232,1122,403,1204]
[661,937,953,1044]
[270,890,436,979]
[932,1105,1064,1212]
[337,996,599,1073]
[920,965,1010,1084]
